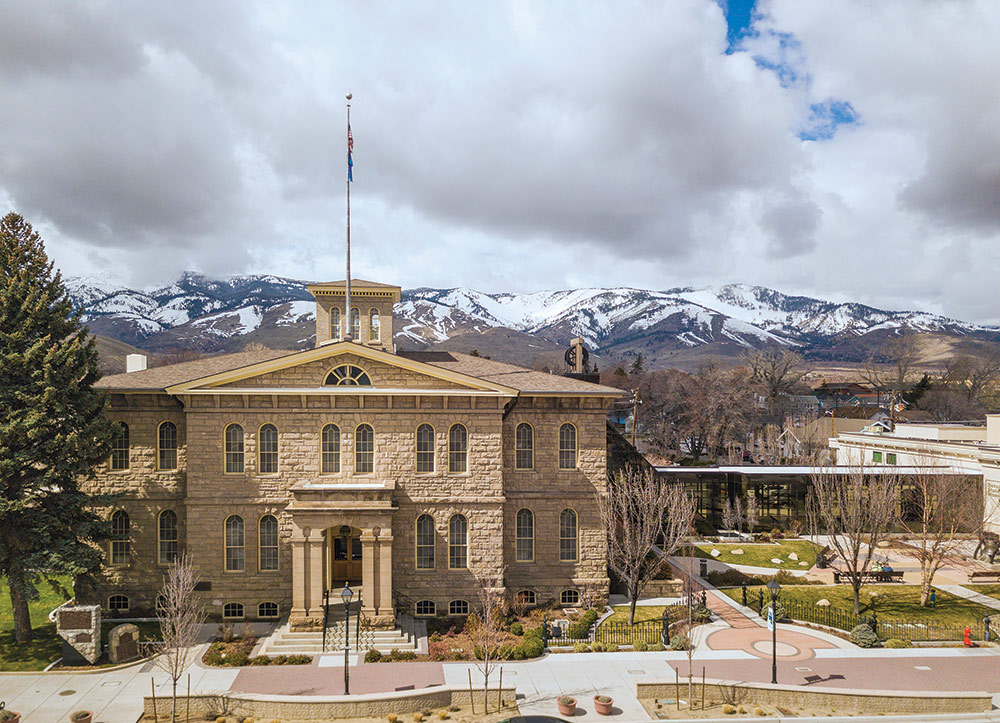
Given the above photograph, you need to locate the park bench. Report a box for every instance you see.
[968,570,1000,583]
[833,571,904,584]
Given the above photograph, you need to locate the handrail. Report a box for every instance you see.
[355,589,362,651]
[322,588,330,653]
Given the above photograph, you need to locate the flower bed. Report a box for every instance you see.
[202,637,312,667]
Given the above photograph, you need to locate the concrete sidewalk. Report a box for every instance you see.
[935,583,1000,611]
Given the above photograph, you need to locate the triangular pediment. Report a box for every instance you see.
[164,342,517,396]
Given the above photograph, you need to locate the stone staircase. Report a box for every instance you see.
[262,614,422,656]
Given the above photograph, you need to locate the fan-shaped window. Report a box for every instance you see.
[350,308,361,339]
[355,424,374,473]
[369,308,380,342]
[416,424,435,473]
[559,423,577,470]
[324,364,372,386]
[449,424,468,473]
[158,510,178,564]
[515,509,534,562]
[110,422,129,470]
[560,509,578,562]
[515,590,536,607]
[259,515,279,571]
[330,307,342,341]
[560,589,580,606]
[158,421,178,470]
[111,510,130,565]
[449,514,468,569]
[258,424,278,474]
[225,423,244,474]
[108,594,129,613]
[449,600,469,616]
[321,424,341,474]
[415,600,435,617]
[223,602,244,619]
[258,601,279,618]
[416,514,435,569]
[225,515,245,572]
[515,423,533,469]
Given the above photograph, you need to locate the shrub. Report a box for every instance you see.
[203,648,223,666]
[226,650,250,667]
[760,600,786,622]
[669,634,689,650]
[884,638,912,648]
[524,626,543,641]
[438,712,449,720]
[566,610,599,639]
[558,696,576,705]
[366,649,384,663]
[693,604,713,623]
[755,706,767,716]
[573,642,591,653]
[723,704,736,715]
[648,641,665,651]
[1,713,21,722]
[249,655,270,666]
[633,640,649,652]
[850,623,879,648]
[519,635,545,658]
[387,715,398,723]
[509,621,524,636]
[389,649,417,661]
[429,632,442,642]
[590,641,605,652]
[413,714,423,722]
[272,654,288,665]
[595,695,612,704]
[287,654,312,665]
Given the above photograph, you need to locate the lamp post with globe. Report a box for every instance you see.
[341,583,354,694]
[767,579,781,684]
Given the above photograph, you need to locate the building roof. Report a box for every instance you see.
[306,279,401,290]
[97,346,622,396]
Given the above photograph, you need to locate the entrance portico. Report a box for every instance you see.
[287,481,396,629]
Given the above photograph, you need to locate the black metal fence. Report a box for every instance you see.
[555,600,690,646]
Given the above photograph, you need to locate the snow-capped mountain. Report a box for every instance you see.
[65,273,1000,366]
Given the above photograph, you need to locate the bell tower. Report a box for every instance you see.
[307,279,401,351]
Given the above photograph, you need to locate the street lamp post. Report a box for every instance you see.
[767,579,781,685]
[341,582,354,695]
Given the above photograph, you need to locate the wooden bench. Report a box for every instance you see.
[833,571,904,584]
[968,570,1000,583]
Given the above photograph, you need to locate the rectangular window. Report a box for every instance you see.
[872,451,883,463]
[110,424,129,470]
[886,453,897,465]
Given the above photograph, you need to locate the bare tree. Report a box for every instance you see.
[744,491,759,536]
[862,331,920,426]
[156,554,207,722]
[900,463,981,606]
[810,466,900,615]
[466,571,510,714]
[722,498,740,534]
[599,465,696,625]
[746,347,809,418]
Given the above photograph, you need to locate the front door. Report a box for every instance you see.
[329,530,363,585]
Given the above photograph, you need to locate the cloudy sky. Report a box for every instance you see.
[1,1,998,321]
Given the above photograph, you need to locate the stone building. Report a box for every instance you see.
[82,280,622,629]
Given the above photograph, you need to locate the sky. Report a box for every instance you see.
[1,1,998,322]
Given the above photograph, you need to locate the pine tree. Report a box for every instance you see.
[0,213,116,643]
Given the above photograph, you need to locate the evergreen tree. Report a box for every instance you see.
[631,353,645,373]
[0,213,116,643]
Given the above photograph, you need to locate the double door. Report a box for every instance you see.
[329,530,363,586]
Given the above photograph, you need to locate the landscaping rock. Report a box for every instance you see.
[799,561,809,566]
[731,549,744,555]
[816,599,831,607]
[771,558,783,564]
[788,552,798,561]
[711,549,721,557]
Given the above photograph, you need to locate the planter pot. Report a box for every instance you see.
[1,714,22,723]
[69,713,92,723]
[594,695,614,715]
[557,697,577,716]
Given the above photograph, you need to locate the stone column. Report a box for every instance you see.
[290,528,307,627]
[377,532,394,622]
[360,528,377,619]
[308,529,325,615]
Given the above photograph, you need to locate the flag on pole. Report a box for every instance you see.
[348,123,354,182]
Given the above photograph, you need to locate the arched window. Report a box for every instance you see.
[355,424,374,474]
[515,509,534,562]
[416,424,435,473]
[369,308,380,342]
[258,601,279,618]
[259,514,279,571]
[158,421,178,470]
[225,424,244,474]
[449,514,468,569]
[415,514,435,570]
[449,424,468,473]
[225,515,245,572]
[158,510,178,564]
[350,307,360,339]
[325,364,372,386]
[449,600,469,616]
[258,424,278,474]
[110,422,129,470]
[330,307,341,341]
[559,509,578,562]
[515,423,533,470]
[321,424,341,474]
[111,510,130,565]
[560,589,580,606]
[223,602,244,619]
[515,590,537,607]
[108,594,129,613]
[414,600,436,617]
[559,423,577,470]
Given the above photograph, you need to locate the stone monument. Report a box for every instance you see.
[108,623,140,664]
[55,604,101,665]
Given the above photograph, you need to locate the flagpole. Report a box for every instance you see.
[345,92,352,341]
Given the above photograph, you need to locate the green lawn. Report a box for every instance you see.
[683,539,820,570]
[0,575,73,671]
[719,584,994,627]
[604,605,666,624]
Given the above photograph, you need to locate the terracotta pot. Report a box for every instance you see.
[1,713,22,723]
[594,695,614,715]
[557,697,577,716]
[69,713,92,723]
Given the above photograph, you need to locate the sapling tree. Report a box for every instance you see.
[156,554,206,722]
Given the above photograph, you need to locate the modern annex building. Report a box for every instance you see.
[81,280,623,629]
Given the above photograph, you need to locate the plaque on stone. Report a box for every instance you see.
[55,605,101,665]
[108,624,140,664]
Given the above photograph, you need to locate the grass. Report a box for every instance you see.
[966,584,1000,602]
[682,539,821,569]
[0,575,73,671]
[719,584,995,627]
[604,605,666,624]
